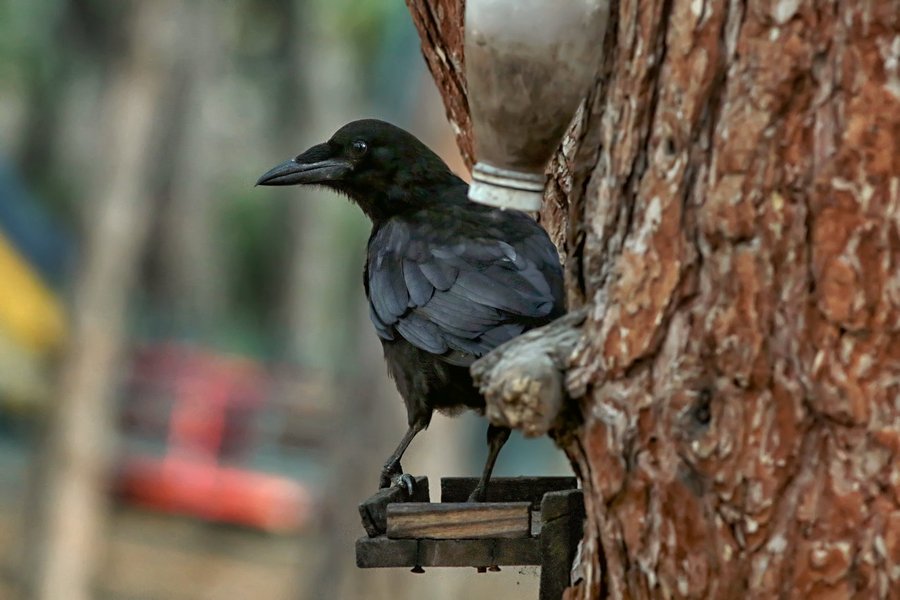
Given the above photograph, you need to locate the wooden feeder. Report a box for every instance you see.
[357,476,584,600]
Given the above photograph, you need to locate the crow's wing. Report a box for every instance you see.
[366,217,563,366]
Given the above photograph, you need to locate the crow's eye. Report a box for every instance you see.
[349,140,368,157]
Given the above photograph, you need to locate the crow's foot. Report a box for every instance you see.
[379,461,402,489]
[379,463,415,496]
[392,473,416,496]
[467,485,487,502]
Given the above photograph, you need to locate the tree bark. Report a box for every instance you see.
[407,1,900,598]
[405,0,473,169]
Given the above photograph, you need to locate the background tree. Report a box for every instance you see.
[407,1,900,597]
[25,3,180,598]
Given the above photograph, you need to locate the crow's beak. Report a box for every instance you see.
[256,150,352,187]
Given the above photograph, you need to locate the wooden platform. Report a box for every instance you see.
[358,476,430,537]
[356,535,541,568]
[387,501,532,539]
[356,476,583,600]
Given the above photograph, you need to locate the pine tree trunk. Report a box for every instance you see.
[407,1,900,597]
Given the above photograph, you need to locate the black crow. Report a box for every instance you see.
[257,119,564,501]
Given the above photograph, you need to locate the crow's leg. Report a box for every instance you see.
[379,416,428,493]
[468,424,511,502]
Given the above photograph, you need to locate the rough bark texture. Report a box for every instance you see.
[408,0,900,598]
[405,0,474,169]
[472,310,587,438]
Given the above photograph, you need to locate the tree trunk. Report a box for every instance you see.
[156,0,228,331]
[24,3,183,598]
[407,1,900,598]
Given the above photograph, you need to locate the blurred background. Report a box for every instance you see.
[0,1,569,598]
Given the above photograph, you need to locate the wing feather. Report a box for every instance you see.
[367,216,563,363]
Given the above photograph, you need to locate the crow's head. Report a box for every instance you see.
[257,119,464,220]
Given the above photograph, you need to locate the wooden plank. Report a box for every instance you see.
[539,490,585,600]
[358,476,429,537]
[540,485,585,521]
[356,536,543,568]
[491,537,542,566]
[440,476,577,509]
[387,502,531,539]
[417,538,493,566]
[419,537,542,567]
[355,536,418,568]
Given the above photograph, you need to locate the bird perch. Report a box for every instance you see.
[471,310,586,438]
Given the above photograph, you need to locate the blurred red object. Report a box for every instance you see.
[118,456,312,533]
[116,343,314,533]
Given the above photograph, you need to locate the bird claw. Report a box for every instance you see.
[379,461,402,490]
[379,463,415,496]
[393,473,416,496]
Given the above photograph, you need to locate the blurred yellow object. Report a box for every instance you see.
[0,230,67,354]
[0,328,51,409]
